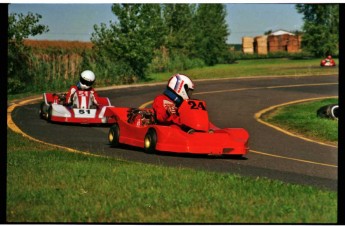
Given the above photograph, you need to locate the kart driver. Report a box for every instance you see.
[152,74,194,125]
[65,70,100,108]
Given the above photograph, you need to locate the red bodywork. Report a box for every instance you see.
[40,92,116,124]
[320,58,336,67]
[108,99,249,156]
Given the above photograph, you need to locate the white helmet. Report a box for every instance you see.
[79,70,95,90]
[167,74,194,100]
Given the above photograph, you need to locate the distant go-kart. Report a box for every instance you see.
[320,57,336,67]
[108,99,249,156]
[39,92,116,124]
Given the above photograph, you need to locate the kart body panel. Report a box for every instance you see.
[108,100,249,156]
[40,92,116,124]
[320,59,336,67]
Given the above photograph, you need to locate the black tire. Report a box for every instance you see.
[46,105,52,121]
[317,104,339,120]
[144,128,157,154]
[108,124,120,147]
[39,102,46,119]
[328,104,339,119]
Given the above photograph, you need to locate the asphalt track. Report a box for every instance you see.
[9,75,338,191]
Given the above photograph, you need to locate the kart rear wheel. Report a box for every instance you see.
[144,128,157,154]
[109,124,120,147]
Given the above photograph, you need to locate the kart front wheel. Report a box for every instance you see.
[109,124,120,147]
[45,105,52,121]
[144,128,157,154]
[39,102,46,119]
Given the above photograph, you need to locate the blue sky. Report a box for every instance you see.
[8,3,304,44]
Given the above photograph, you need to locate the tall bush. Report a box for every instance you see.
[193,4,229,66]
[8,12,49,94]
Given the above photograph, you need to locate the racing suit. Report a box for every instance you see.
[152,93,182,125]
[65,85,100,108]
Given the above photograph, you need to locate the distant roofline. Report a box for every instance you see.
[270,29,295,36]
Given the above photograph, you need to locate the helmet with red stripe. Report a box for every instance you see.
[167,74,194,100]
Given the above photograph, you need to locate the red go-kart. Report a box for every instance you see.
[320,57,336,67]
[107,99,249,156]
[39,92,116,124]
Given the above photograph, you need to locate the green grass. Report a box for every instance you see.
[7,128,337,223]
[147,58,338,82]
[263,98,338,145]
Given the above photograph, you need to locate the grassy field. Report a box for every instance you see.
[147,58,338,82]
[7,128,337,223]
[7,58,338,223]
[262,98,338,145]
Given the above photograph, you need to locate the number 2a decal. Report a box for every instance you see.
[79,109,91,114]
[188,100,206,110]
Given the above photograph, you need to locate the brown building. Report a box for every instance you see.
[243,30,302,55]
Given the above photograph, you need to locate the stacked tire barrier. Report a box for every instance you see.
[317,104,339,120]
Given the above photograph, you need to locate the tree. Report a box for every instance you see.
[91,4,165,80]
[193,4,229,66]
[8,12,49,42]
[162,4,196,56]
[8,12,49,93]
[92,3,232,78]
[264,30,273,35]
[296,4,339,57]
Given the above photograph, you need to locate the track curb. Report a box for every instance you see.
[254,96,338,148]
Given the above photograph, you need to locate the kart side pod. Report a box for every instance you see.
[178,100,209,132]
